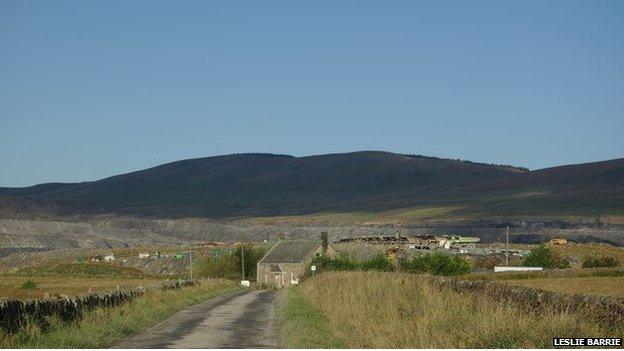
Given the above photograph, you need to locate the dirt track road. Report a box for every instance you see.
[113,290,280,348]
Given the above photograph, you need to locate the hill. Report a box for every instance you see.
[0,151,622,220]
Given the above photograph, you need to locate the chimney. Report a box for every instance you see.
[320,232,328,255]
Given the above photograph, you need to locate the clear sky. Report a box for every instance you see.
[1,0,623,187]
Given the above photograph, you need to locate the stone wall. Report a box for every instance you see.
[431,276,624,327]
[0,280,194,334]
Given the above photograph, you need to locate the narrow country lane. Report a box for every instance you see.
[113,290,280,348]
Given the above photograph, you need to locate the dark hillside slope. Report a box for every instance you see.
[0,151,527,218]
[442,158,624,217]
[472,158,624,190]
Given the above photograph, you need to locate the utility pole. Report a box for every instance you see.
[241,245,245,281]
[505,226,510,266]
[189,244,193,280]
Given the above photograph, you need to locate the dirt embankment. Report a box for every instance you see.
[0,216,622,272]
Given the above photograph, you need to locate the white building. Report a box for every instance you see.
[494,266,543,273]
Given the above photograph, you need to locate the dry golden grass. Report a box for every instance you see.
[504,276,624,298]
[551,242,624,267]
[295,271,621,348]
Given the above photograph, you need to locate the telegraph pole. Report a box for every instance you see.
[505,226,510,266]
[189,244,193,281]
[241,245,245,280]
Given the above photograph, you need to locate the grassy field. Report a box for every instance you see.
[463,264,624,298]
[551,243,624,267]
[503,276,624,298]
[12,262,153,278]
[0,279,240,348]
[464,266,624,281]
[0,276,161,299]
[283,271,622,348]
[0,263,160,299]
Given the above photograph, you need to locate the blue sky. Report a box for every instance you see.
[1,0,622,186]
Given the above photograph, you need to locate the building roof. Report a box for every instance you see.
[259,240,322,264]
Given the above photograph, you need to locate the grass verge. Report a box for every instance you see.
[0,279,240,348]
[279,288,344,348]
[293,271,622,348]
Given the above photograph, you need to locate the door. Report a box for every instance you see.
[273,273,283,289]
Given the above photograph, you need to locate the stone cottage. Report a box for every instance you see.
[257,240,335,288]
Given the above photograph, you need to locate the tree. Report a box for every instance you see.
[523,245,570,268]
[233,243,267,280]
[195,253,239,280]
[196,244,267,280]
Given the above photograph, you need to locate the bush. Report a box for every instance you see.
[582,256,619,268]
[20,280,38,290]
[311,253,394,272]
[311,253,359,271]
[360,254,394,272]
[401,253,472,276]
[523,245,570,268]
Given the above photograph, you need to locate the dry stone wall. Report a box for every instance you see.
[431,276,624,327]
[0,280,194,334]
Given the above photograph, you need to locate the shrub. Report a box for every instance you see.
[582,256,619,268]
[523,245,570,268]
[311,253,394,272]
[20,280,38,290]
[311,253,359,271]
[401,253,471,276]
[360,254,394,272]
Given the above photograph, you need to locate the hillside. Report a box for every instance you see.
[0,151,622,220]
